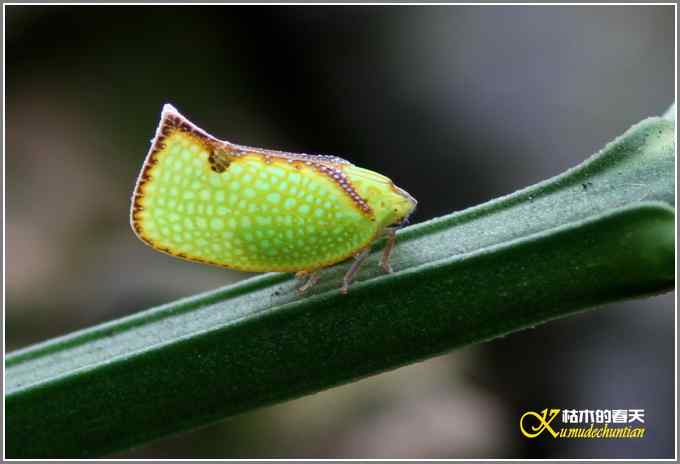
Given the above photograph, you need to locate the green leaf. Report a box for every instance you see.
[5,115,675,458]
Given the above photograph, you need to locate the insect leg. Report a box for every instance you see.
[341,247,371,294]
[379,227,398,274]
[297,270,321,294]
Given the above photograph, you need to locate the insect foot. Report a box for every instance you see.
[379,228,398,274]
[295,270,321,294]
[341,247,371,294]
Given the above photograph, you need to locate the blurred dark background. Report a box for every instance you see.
[5,5,675,459]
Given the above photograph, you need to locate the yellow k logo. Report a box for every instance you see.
[520,408,560,438]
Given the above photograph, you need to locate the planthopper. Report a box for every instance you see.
[130,104,417,293]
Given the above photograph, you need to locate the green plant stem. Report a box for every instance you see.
[5,116,675,458]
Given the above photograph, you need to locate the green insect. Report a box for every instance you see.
[131,104,417,293]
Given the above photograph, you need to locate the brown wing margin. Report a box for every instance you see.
[129,104,225,243]
[130,104,369,243]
